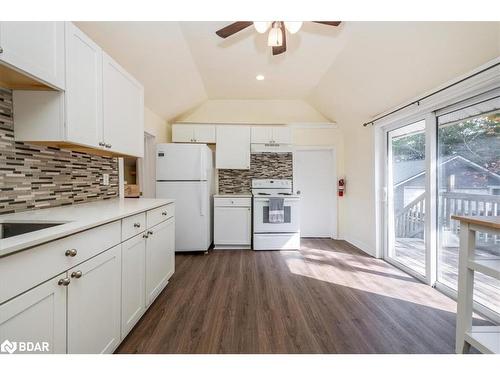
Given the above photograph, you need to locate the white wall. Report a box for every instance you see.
[309,21,500,256]
[144,107,170,144]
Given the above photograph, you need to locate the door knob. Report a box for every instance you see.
[71,271,82,279]
[65,248,78,257]
[58,278,70,286]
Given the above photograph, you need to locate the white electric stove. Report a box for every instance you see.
[251,179,301,250]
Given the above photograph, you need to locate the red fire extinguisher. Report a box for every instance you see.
[338,178,346,197]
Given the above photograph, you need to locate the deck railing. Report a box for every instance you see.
[395,192,500,243]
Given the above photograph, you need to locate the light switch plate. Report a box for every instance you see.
[103,173,110,186]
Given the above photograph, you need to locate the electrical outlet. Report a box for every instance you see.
[103,173,110,186]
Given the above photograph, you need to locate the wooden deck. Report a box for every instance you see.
[394,238,500,314]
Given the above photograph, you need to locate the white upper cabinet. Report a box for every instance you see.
[103,52,144,157]
[251,126,291,144]
[65,22,103,148]
[0,22,65,89]
[172,124,216,143]
[216,125,251,170]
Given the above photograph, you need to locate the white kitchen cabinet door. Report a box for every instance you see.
[193,125,216,143]
[0,274,67,354]
[0,22,65,89]
[103,52,144,157]
[172,124,194,143]
[214,206,251,245]
[251,127,272,144]
[67,245,121,354]
[216,126,250,169]
[121,234,146,339]
[145,218,175,306]
[65,22,103,148]
[272,127,292,144]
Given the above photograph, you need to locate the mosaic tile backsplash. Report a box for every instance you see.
[218,152,293,194]
[0,88,119,215]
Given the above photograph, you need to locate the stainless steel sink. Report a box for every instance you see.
[0,222,65,239]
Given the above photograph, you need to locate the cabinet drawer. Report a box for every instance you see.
[214,197,251,207]
[121,212,146,241]
[147,204,174,228]
[0,221,121,303]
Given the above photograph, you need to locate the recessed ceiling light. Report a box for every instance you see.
[256,74,265,81]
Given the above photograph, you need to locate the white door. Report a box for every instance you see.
[156,181,209,251]
[214,206,251,245]
[121,234,146,338]
[272,127,292,144]
[0,22,65,89]
[102,52,144,157]
[65,22,103,148]
[156,144,207,181]
[67,245,121,354]
[145,218,175,306]
[251,127,272,143]
[294,149,336,238]
[0,274,67,354]
[172,124,194,143]
[216,126,250,169]
[193,125,216,143]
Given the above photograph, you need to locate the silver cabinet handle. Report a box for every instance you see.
[142,233,149,239]
[58,277,70,286]
[133,222,141,228]
[98,141,105,146]
[71,271,82,279]
[65,249,77,257]
[105,143,112,148]
[147,230,153,235]
[161,211,167,216]
[0,47,3,54]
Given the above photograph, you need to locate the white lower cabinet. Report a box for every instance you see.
[146,218,175,306]
[67,245,121,354]
[121,234,146,338]
[0,274,67,354]
[214,197,252,249]
[0,203,175,354]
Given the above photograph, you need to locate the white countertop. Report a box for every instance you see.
[214,194,252,198]
[0,198,174,257]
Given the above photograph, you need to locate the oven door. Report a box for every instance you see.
[253,197,300,233]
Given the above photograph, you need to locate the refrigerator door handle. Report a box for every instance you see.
[199,182,205,216]
[200,147,204,181]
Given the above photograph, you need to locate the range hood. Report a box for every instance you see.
[251,143,293,153]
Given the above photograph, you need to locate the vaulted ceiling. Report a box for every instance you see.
[76,21,500,122]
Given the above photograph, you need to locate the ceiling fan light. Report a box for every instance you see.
[254,22,271,34]
[267,26,283,47]
[284,21,303,34]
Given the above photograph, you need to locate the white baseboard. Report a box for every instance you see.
[343,236,376,257]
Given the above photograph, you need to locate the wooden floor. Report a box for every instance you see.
[116,239,490,354]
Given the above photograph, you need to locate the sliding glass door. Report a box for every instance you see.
[386,120,427,278]
[437,97,500,314]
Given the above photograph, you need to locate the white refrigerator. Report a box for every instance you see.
[156,143,214,252]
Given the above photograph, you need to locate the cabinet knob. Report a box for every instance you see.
[106,143,112,149]
[71,270,83,279]
[0,47,3,54]
[99,141,105,147]
[65,248,78,257]
[147,230,153,235]
[143,234,149,239]
[161,211,167,216]
[58,277,70,286]
[133,222,141,228]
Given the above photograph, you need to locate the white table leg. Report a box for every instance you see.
[455,222,475,353]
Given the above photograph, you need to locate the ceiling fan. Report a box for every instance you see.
[215,21,341,55]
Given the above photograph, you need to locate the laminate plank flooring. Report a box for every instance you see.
[116,239,490,354]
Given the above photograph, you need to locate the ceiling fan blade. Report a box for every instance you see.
[313,21,342,27]
[215,21,253,38]
[272,22,287,56]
